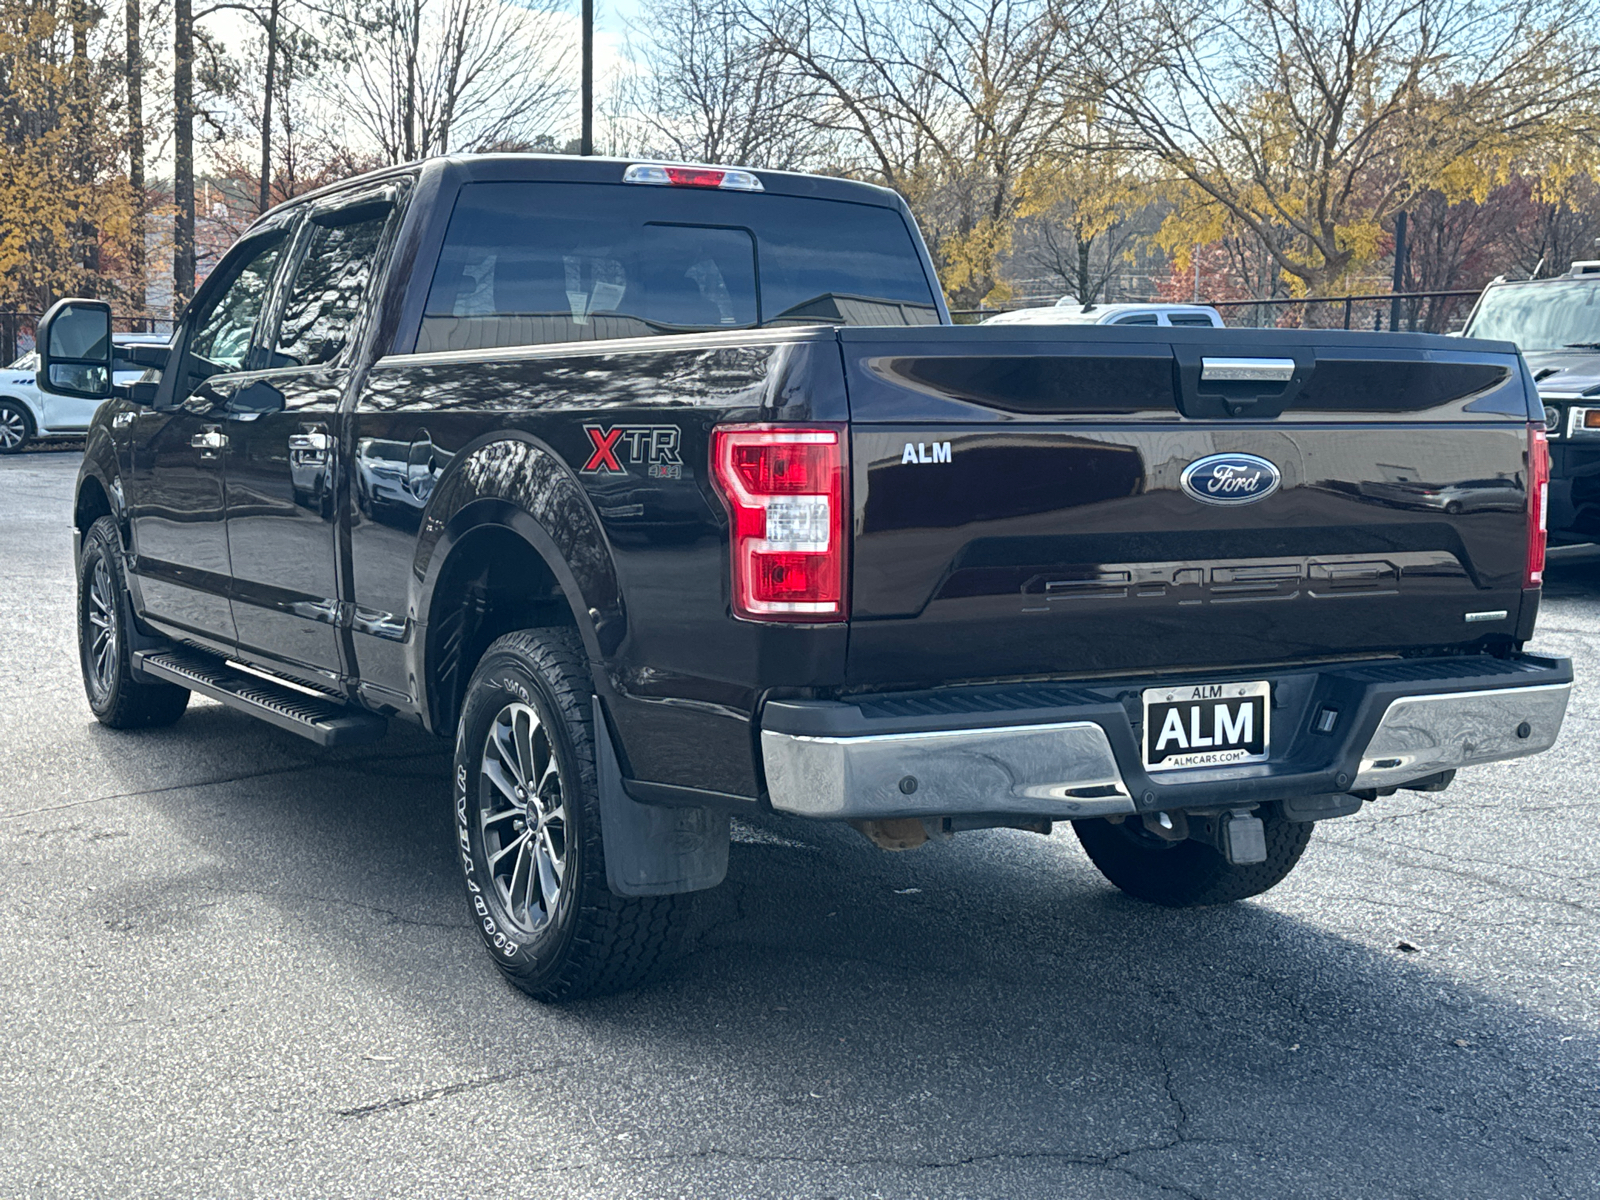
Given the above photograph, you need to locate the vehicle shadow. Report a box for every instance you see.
[101,706,1599,1199]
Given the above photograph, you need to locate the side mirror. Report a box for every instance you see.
[38,299,113,399]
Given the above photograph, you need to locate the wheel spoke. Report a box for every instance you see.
[506,839,533,921]
[481,756,523,811]
[489,829,529,869]
[514,708,538,790]
[539,826,565,883]
[491,719,525,787]
[534,839,561,913]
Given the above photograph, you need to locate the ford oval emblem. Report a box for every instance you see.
[1180,453,1282,506]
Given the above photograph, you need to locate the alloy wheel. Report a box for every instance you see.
[479,701,570,935]
[0,407,25,450]
[84,554,118,701]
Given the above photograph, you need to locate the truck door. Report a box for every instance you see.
[127,230,288,647]
[223,193,397,691]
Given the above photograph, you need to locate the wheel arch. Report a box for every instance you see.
[412,433,625,735]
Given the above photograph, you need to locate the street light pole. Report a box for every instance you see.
[580,0,593,156]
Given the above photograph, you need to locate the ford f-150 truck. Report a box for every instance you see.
[38,155,1572,1001]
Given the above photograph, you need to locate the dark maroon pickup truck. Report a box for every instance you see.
[36,154,1571,1000]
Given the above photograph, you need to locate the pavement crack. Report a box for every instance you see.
[335,1066,548,1119]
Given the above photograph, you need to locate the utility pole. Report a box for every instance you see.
[1389,211,1408,332]
[580,0,593,155]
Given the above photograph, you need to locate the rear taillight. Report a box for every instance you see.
[1527,422,1549,587]
[710,425,847,621]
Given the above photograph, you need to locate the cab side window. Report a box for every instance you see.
[273,203,392,368]
[177,233,286,399]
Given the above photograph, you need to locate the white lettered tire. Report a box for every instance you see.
[453,628,682,1001]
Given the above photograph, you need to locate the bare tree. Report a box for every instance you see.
[327,0,569,163]
[618,0,822,168]
[746,0,1108,306]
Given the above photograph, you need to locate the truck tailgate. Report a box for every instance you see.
[841,326,1535,687]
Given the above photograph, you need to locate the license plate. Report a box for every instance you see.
[1142,680,1270,772]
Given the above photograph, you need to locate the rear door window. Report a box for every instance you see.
[274,202,393,367]
[419,182,938,352]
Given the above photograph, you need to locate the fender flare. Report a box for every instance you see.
[410,431,625,726]
[74,430,130,551]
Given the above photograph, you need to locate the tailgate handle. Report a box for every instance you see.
[1201,357,1296,383]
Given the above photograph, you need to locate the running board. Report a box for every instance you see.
[133,648,387,746]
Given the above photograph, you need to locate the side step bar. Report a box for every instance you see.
[133,648,387,747]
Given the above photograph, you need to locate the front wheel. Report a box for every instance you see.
[77,516,190,728]
[1073,807,1313,907]
[0,400,33,453]
[454,628,682,1001]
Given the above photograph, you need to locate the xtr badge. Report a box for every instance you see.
[581,424,683,478]
[1180,453,1281,506]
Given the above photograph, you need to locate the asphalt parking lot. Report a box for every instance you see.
[1,448,1596,1199]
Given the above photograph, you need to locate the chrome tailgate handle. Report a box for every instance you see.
[1201,357,1297,383]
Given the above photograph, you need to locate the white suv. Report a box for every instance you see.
[982,301,1226,328]
[0,334,167,453]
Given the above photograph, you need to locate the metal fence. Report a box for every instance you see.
[952,289,1483,332]
[0,311,175,365]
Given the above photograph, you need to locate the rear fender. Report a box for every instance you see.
[412,432,624,727]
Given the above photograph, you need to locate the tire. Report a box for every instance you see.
[0,399,33,453]
[77,515,190,728]
[1073,807,1313,907]
[454,628,682,1001]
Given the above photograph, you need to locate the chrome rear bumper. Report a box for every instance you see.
[760,721,1134,821]
[758,655,1571,821]
[1353,683,1570,789]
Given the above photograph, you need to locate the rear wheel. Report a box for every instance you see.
[0,400,33,453]
[77,516,190,728]
[1073,807,1313,906]
[454,628,682,1001]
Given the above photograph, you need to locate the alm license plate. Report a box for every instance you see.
[1143,680,1270,772]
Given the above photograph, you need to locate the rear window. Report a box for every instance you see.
[418,181,939,353]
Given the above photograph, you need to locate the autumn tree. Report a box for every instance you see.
[1092,0,1600,295]
[1012,134,1154,304]
[748,0,1108,307]
[0,0,132,327]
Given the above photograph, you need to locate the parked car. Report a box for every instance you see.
[982,300,1226,327]
[1461,260,1600,543]
[0,334,168,452]
[38,154,1570,1003]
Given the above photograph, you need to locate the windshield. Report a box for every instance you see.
[7,352,37,370]
[420,181,940,353]
[1464,279,1600,352]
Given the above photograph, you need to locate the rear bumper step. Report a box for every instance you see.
[759,654,1572,820]
[134,648,387,747]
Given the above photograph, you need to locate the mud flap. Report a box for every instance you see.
[593,698,730,897]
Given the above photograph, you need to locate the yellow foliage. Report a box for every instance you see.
[0,0,134,311]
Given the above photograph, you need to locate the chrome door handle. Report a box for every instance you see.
[190,428,227,451]
[288,431,331,453]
